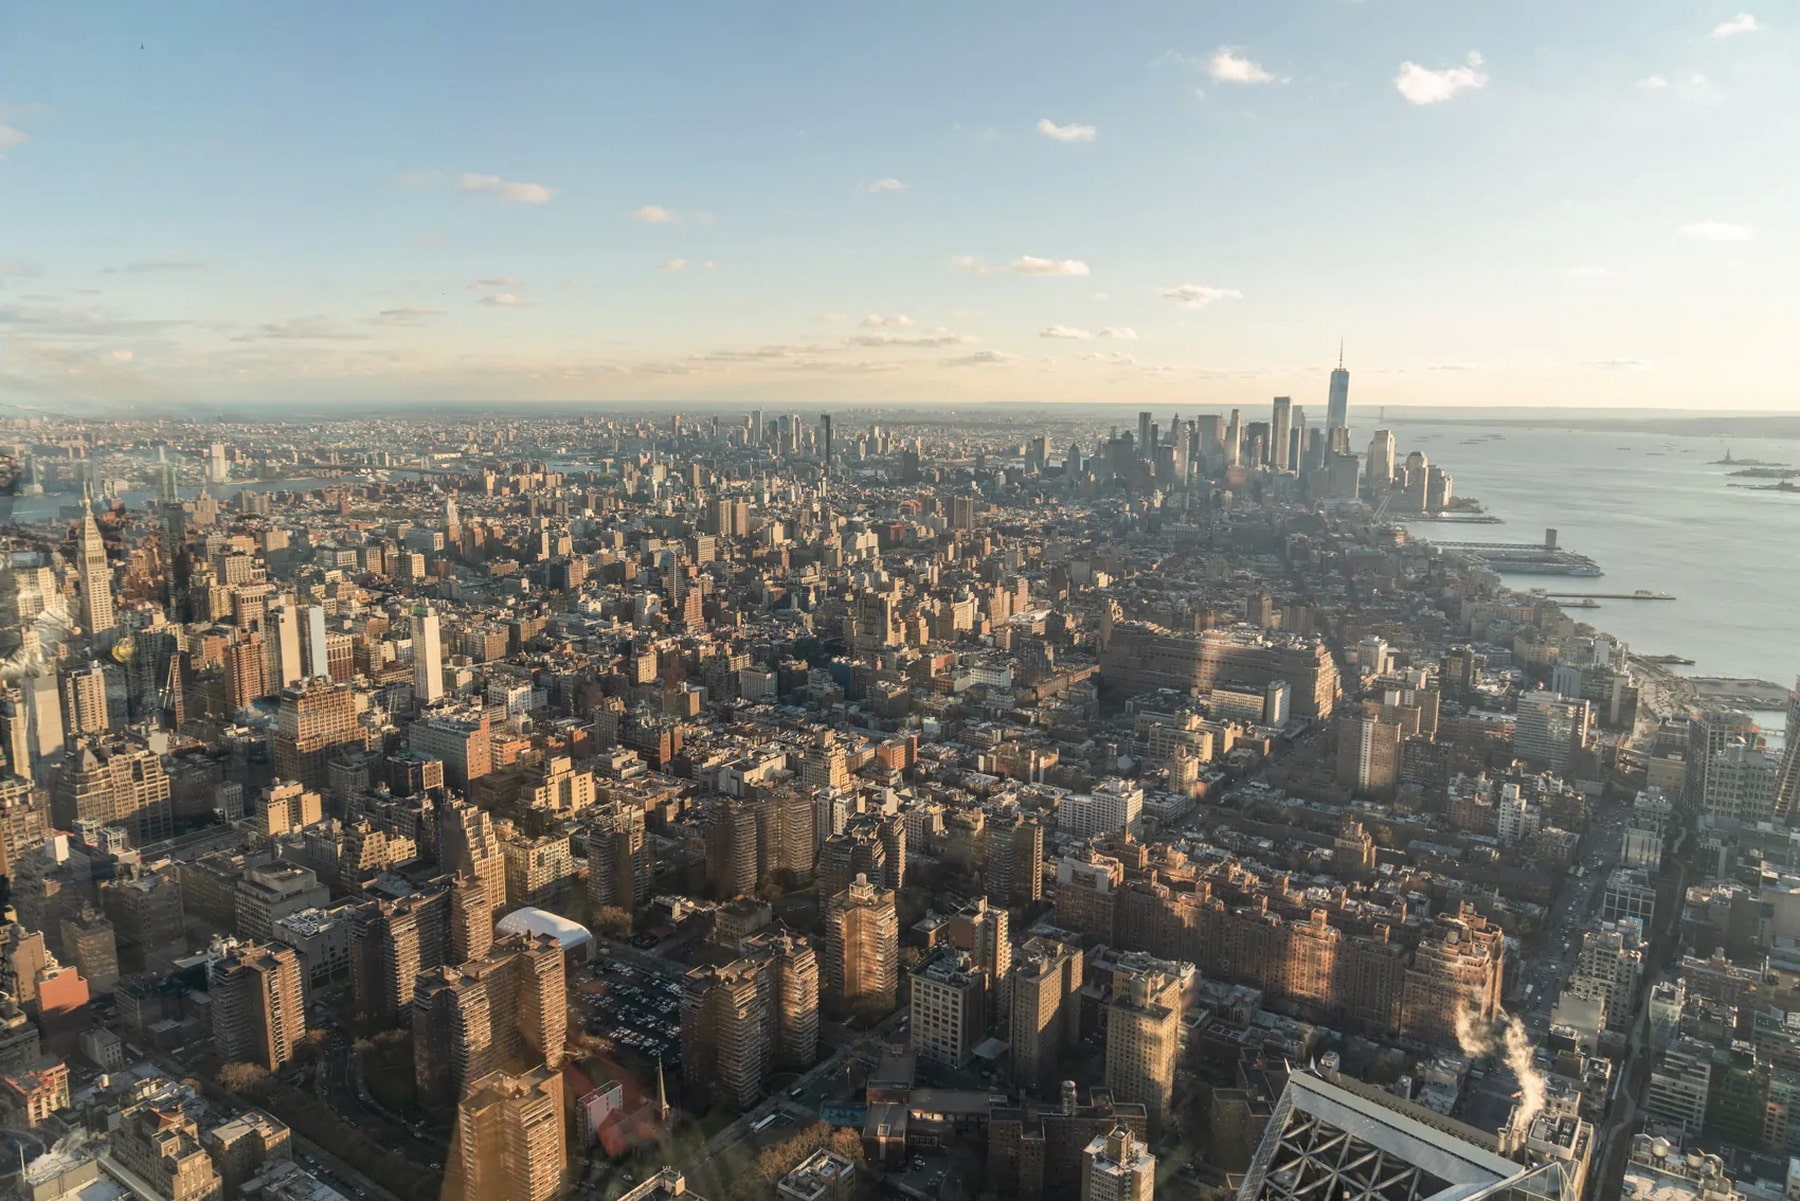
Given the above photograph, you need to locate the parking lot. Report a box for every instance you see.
[580,959,684,1068]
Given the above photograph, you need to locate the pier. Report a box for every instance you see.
[1538,591,1676,601]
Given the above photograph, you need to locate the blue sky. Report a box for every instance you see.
[1,1,1794,410]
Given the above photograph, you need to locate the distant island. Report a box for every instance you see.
[1727,467,1800,478]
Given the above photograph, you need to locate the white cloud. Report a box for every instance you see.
[1680,219,1752,241]
[1041,325,1092,340]
[859,178,908,193]
[703,260,717,270]
[1161,284,1243,308]
[0,126,28,157]
[1395,52,1489,105]
[1036,118,1097,143]
[467,277,519,290]
[1208,48,1276,84]
[659,259,688,271]
[1636,74,1669,90]
[850,332,977,348]
[1100,327,1139,340]
[456,174,556,204]
[861,314,914,327]
[951,255,1090,277]
[108,349,134,362]
[1713,13,1759,37]
[479,292,531,307]
[1012,256,1091,277]
[0,259,40,279]
[237,317,370,341]
[944,350,1019,366]
[373,307,446,325]
[630,205,681,224]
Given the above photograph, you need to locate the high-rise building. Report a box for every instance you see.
[947,896,1010,1031]
[1701,740,1779,821]
[1364,429,1396,498]
[456,1065,566,1201]
[587,801,653,916]
[680,931,820,1110]
[1514,690,1592,771]
[1080,1126,1155,1201]
[1326,347,1350,437]
[1270,397,1293,471]
[413,603,444,706]
[1565,919,1644,1032]
[350,897,423,1027]
[705,797,761,899]
[59,905,119,994]
[413,932,567,1104]
[112,1094,224,1201]
[54,737,174,846]
[1685,708,1762,814]
[823,873,899,1013]
[61,661,110,736]
[985,808,1043,905]
[1008,938,1083,1095]
[801,728,851,792]
[1776,680,1800,819]
[438,798,507,916]
[210,941,307,1071]
[1103,952,1183,1132]
[1335,714,1402,798]
[268,597,304,689]
[909,948,985,1069]
[100,869,186,972]
[273,679,366,792]
[302,604,330,680]
[76,492,115,637]
[409,707,491,790]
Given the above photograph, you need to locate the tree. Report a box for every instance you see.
[218,1061,272,1097]
[593,906,633,939]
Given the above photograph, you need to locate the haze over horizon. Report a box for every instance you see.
[2,1,1794,410]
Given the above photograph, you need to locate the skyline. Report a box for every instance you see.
[2,1,1796,410]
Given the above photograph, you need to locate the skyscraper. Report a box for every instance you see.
[412,932,567,1103]
[1326,344,1350,437]
[76,490,115,637]
[1364,429,1396,498]
[456,1065,566,1201]
[588,800,653,916]
[1270,397,1293,472]
[823,873,899,1012]
[273,678,366,792]
[210,941,307,1071]
[268,597,304,689]
[302,604,329,680]
[413,603,444,705]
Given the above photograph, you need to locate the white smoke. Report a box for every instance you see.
[1454,1006,1548,1137]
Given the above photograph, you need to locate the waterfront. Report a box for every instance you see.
[1394,420,1799,725]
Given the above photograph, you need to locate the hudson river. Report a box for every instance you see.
[1393,421,1799,726]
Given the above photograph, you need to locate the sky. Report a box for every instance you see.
[1,1,1796,413]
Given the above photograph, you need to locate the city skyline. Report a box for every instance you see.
[3,2,1796,410]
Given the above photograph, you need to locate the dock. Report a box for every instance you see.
[1538,592,1676,601]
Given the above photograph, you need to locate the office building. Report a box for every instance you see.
[1103,952,1183,1132]
[823,873,899,1013]
[1685,708,1760,813]
[1009,938,1083,1095]
[801,728,851,791]
[235,862,329,941]
[75,494,115,637]
[59,906,119,994]
[1514,690,1591,771]
[100,869,186,972]
[273,679,365,793]
[210,941,306,1071]
[409,707,492,790]
[1269,397,1293,471]
[268,597,304,689]
[1326,349,1350,437]
[413,603,444,705]
[499,828,574,908]
[54,737,173,847]
[1081,1126,1155,1201]
[60,661,110,736]
[947,896,1010,1030]
[113,1095,224,1201]
[910,947,985,1070]
[1701,740,1779,821]
[457,1065,566,1201]
[257,779,323,838]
